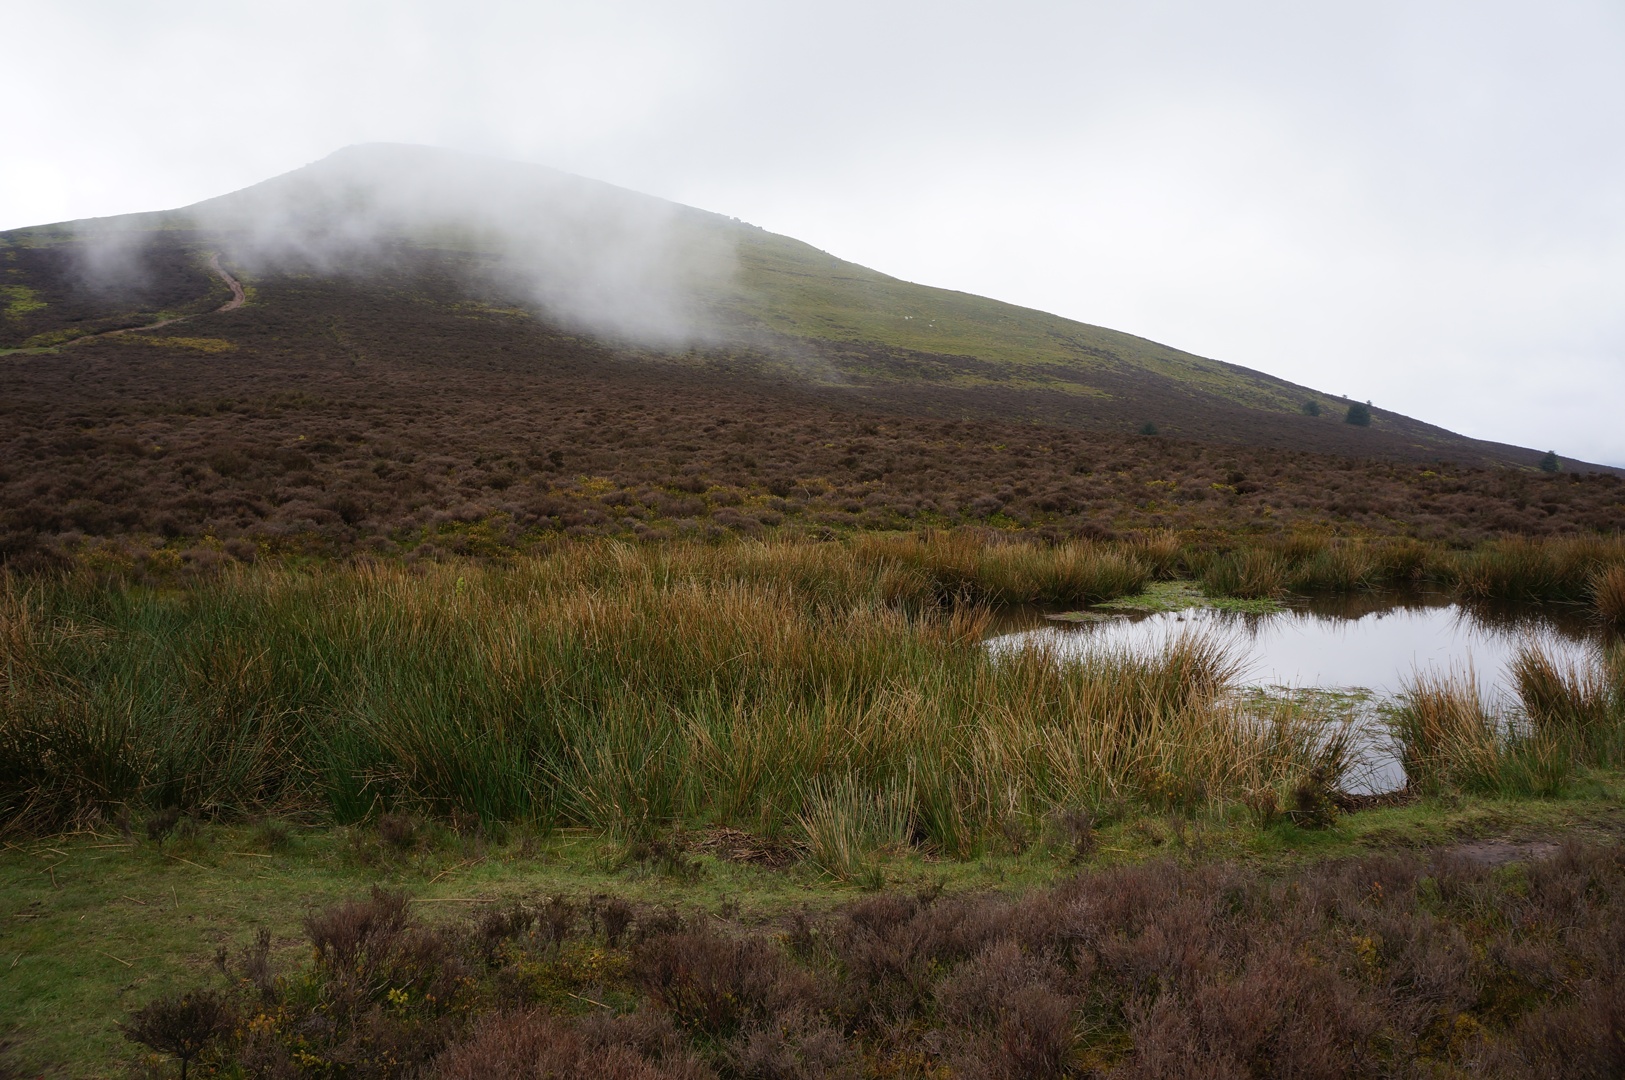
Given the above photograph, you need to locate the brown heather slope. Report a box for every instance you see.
[2,256,1622,568]
[0,146,1619,566]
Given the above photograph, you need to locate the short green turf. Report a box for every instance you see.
[1048,578,1286,621]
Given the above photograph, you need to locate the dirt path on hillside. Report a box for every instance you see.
[65,252,244,346]
[208,252,245,312]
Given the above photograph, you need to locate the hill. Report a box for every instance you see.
[1,144,1577,466]
[2,144,1620,567]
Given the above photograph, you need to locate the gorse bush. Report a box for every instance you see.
[0,537,1341,848]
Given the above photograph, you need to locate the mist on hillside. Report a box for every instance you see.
[78,145,742,349]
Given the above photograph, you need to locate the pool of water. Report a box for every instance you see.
[985,592,1612,793]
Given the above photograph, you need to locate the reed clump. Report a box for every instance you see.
[1286,542,1379,594]
[0,537,1339,852]
[1590,564,1625,628]
[1197,547,1288,599]
[1393,643,1625,797]
[1184,532,1625,605]
[1449,534,1625,604]
[1512,643,1625,767]
[1391,668,1536,795]
[1125,528,1183,580]
[849,531,1150,605]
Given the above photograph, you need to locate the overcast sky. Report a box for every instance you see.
[6,1,1623,464]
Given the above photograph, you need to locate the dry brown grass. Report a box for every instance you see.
[0,543,1346,845]
[1394,643,1625,797]
[1591,564,1625,627]
[1391,668,1525,794]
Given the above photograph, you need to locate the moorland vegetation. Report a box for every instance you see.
[102,839,1625,1079]
[5,532,1625,841]
[3,269,1622,574]
[4,529,1623,1076]
[4,151,1625,1076]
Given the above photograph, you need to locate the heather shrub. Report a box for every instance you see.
[121,990,235,1080]
[937,940,1076,1078]
[8,239,1625,571]
[433,1010,711,1080]
[728,1012,859,1080]
[633,927,826,1039]
[128,839,1625,1077]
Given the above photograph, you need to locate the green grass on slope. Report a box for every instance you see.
[725,228,1321,413]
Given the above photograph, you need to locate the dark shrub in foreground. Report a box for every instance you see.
[120,990,234,1080]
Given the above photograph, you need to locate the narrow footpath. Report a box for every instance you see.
[66,251,244,345]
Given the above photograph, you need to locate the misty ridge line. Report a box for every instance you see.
[68,143,749,351]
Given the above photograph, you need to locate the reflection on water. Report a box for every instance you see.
[985,592,1611,793]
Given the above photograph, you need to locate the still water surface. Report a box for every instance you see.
[986,593,1611,792]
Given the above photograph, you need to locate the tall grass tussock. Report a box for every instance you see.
[1393,642,1625,796]
[1590,563,1625,628]
[0,536,1345,856]
[1449,533,1625,605]
[1185,531,1625,607]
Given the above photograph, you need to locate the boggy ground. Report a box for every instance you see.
[3,539,1625,1074]
[6,538,1623,839]
[4,264,1623,572]
[4,791,1625,1078]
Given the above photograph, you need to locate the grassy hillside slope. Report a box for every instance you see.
[0,145,1594,473]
